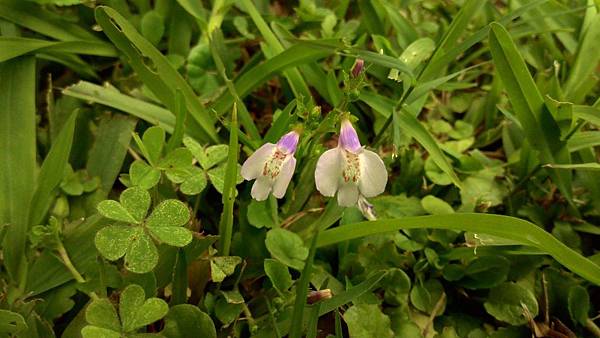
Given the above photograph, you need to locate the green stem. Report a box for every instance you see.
[57,242,99,301]
[586,318,600,338]
[289,230,320,338]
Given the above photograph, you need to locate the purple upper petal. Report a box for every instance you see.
[351,59,364,78]
[276,131,300,154]
[339,120,362,153]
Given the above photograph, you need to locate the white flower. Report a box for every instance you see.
[315,120,387,207]
[241,131,299,201]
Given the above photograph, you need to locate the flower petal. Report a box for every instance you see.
[276,131,300,154]
[358,150,387,197]
[339,120,362,153]
[251,176,272,201]
[241,143,276,180]
[272,156,296,198]
[315,148,343,197]
[337,183,359,207]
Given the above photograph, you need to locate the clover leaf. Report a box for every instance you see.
[95,187,192,273]
[82,284,168,338]
[183,137,243,195]
[210,256,242,283]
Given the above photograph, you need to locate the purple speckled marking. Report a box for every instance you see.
[339,120,362,152]
[276,131,300,154]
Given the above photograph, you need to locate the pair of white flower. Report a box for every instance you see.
[241,119,387,207]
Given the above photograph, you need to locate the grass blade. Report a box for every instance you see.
[0,56,37,283]
[395,108,462,188]
[86,115,137,195]
[289,230,319,338]
[95,6,219,143]
[564,12,600,103]
[489,22,574,206]
[317,214,600,285]
[218,105,239,256]
[29,111,78,226]
[544,163,600,171]
[209,43,331,116]
[0,37,117,63]
[239,0,312,102]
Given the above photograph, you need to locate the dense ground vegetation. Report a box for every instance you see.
[1,0,600,337]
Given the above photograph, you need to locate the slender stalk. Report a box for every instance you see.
[289,230,320,338]
[218,104,238,256]
[586,319,600,338]
[57,242,99,301]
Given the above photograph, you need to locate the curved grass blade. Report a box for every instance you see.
[567,131,600,152]
[218,104,239,256]
[317,214,600,285]
[544,163,600,171]
[395,108,462,188]
[29,111,78,226]
[489,22,574,206]
[210,43,331,116]
[95,6,219,143]
[0,37,117,63]
[239,0,312,102]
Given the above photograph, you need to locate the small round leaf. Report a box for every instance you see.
[265,228,308,270]
[148,226,193,247]
[95,225,136,261]
[484,282,538,325]
[120,187,151,222]
[97,200,136,223]
[124,231,158,274]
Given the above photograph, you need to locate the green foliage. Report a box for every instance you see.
[95,187,192,273]
[1,0,600,337]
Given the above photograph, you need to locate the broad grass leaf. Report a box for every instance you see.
[484,282,538,325]
[316,214,600,285]
[265,228,309,270]
[28,111,77,226]
[146,200,190,228]
[162,304,217,338]
[0,56,36,280]
[94,225,135,261]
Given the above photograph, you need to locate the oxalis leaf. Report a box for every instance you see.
[82,285,168,336]
[210,256,242,283]
[95,191,192,273]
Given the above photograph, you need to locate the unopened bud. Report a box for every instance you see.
[351,59,364,78]
[307,289,333,304]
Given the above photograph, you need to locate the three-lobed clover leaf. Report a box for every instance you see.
[183,136,243,194]
[95,187,192,274]
[82,284,168,338]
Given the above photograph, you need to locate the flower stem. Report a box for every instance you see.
[586,318,600,338]
[57,242,99,301]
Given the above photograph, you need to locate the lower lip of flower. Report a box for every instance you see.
[342,151,360,183]
[262,149,286,178]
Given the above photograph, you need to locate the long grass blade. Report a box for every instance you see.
[317,214,600,285]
